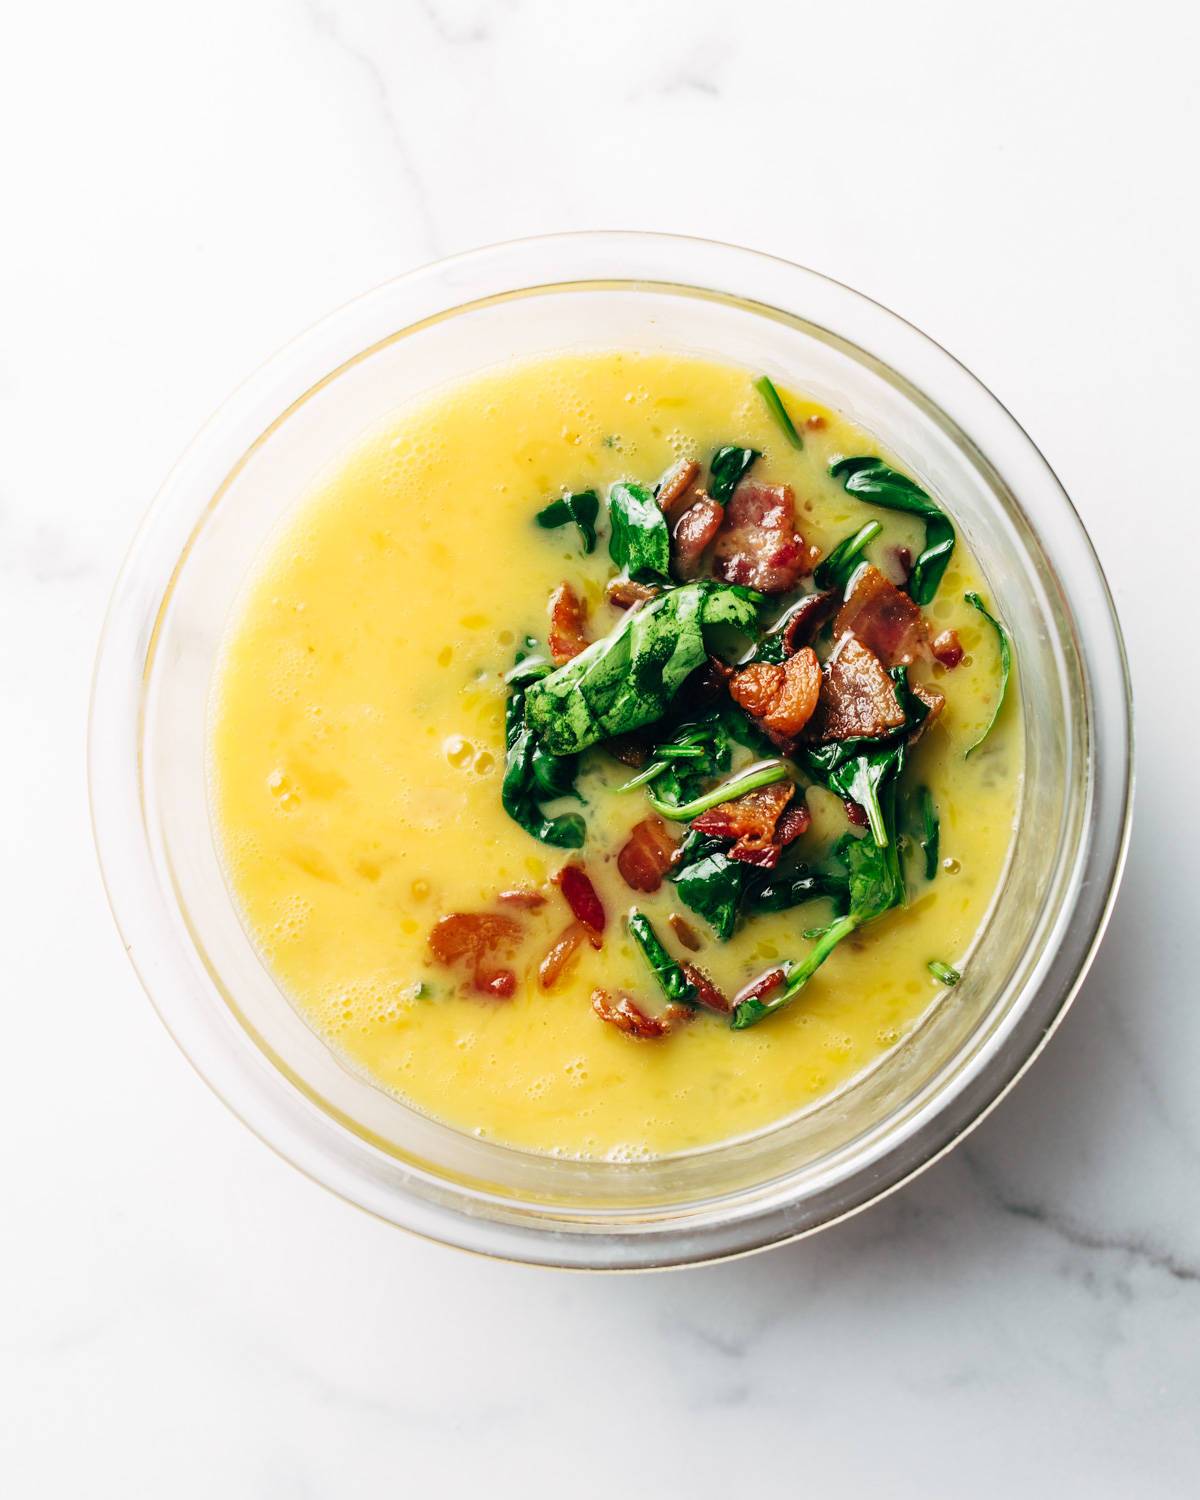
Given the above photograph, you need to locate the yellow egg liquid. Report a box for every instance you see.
[210,352,1020,1159]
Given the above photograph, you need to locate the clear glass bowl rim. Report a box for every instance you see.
[89,231,1133,1269]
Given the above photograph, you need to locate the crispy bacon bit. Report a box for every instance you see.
[888,545,914,587]
[668,912,702,951]
[617,817,679,893]
[730,647,822,747]
[497,887,546,909]
[680,962,730,1014]
[538,921,588,989]
[834,564,928,667]
[429,912,523,999]
[604,731,652,767]
[591,989,693,1039]
[931,628,964,669]
[733,967,787,1008]
[606,577,661,610]
[554,864,606,940]
[691,783,809,869]
[809,634,906,742]
[910,679,946,740]
[548,581,590,664]
[805,414,826,431]
[763,589,838,659]
[843,798,869,827]
[656,458,702,517]
[671,494,725,580]
[713,481,811,594]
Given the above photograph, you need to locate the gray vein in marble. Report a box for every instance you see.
[963,1147,1200,1286]
[415,0,499,48]
[302,1,444,258]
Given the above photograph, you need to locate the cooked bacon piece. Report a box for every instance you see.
[548,581,590,664]
[554,864,606,940]
[671,494,725,580]
[713,481,811,594]
[843,798,869,828]
[668,913,702,951]
[680,962,730,1014]
[805,414,826,431]
[497,887,546,909]
[809,634,906,742]
[910,679,946,741]
[604,731,652,767]
[606,577,661,610]
[691,783,809,869]
[774,799,812,847]
[774,589,837,656]
[591,989,693,1039]
[931,628,964,669]
[733,967,787,1008]
[538,921,588,989]
[888,545,913,587]
[656,458,702,517]
[617,817,679,893]
[730,647,822,747]
[693,781,796,863]
[429,912,523,999]
[834,564,928,667]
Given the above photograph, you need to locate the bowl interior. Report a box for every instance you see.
[138,278,1086,1237]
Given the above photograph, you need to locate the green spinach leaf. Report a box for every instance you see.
[709,445,759,504]
[535,490,600,554]
[754,375,803,450]
[963,591,1012,756]
[523,582,761,755]
[829,456,955,604]
[627,908,698,1005]
[608,481,671,581]
[813,520,883,591]
[501,645,586,849]
[669,831,750,943]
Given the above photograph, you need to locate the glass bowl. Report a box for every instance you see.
[89,233,1132,1269]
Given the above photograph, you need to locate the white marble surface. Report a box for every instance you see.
[2,1,1197,1493]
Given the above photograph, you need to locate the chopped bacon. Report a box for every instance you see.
[712,481,811,594]
[773,589,838,656]
[810,634,905,741]
[497,887,546,909]
[548,581,590,664]
[671,494,724,580]
[606,577,661,610]
[931,628,964,669]
[691,782,809,869]
[730,647,822,747]
[681,962,730,1014]
[805,414,826,431]
[809,634,906,742]
[604,732,652,767]
[834,564,928,667]
[617,817,679,893]
[591,989,693,1039]
[656,458,701,517]
[554,864,606,941]
[733,967,787,1008]
[538,921,588,989]
[668,912,702,950]
[843,798,869,828]
[910,679,946,741]
[428,912,523,999]
[888,546,914,587]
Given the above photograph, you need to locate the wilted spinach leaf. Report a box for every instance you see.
[501,644,586,849]
[963,591,1012,756]
[535,490,600,554]
[708,445,759,504]
[829,456,955,604]
[627,909,698,1005]
[607,481,671,581]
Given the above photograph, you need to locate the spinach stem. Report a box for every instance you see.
[754,375,804,450]
[648,760,790,821]
[963,592,1012,756]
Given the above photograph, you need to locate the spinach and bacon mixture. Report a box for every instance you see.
[429,377,1011,1036]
